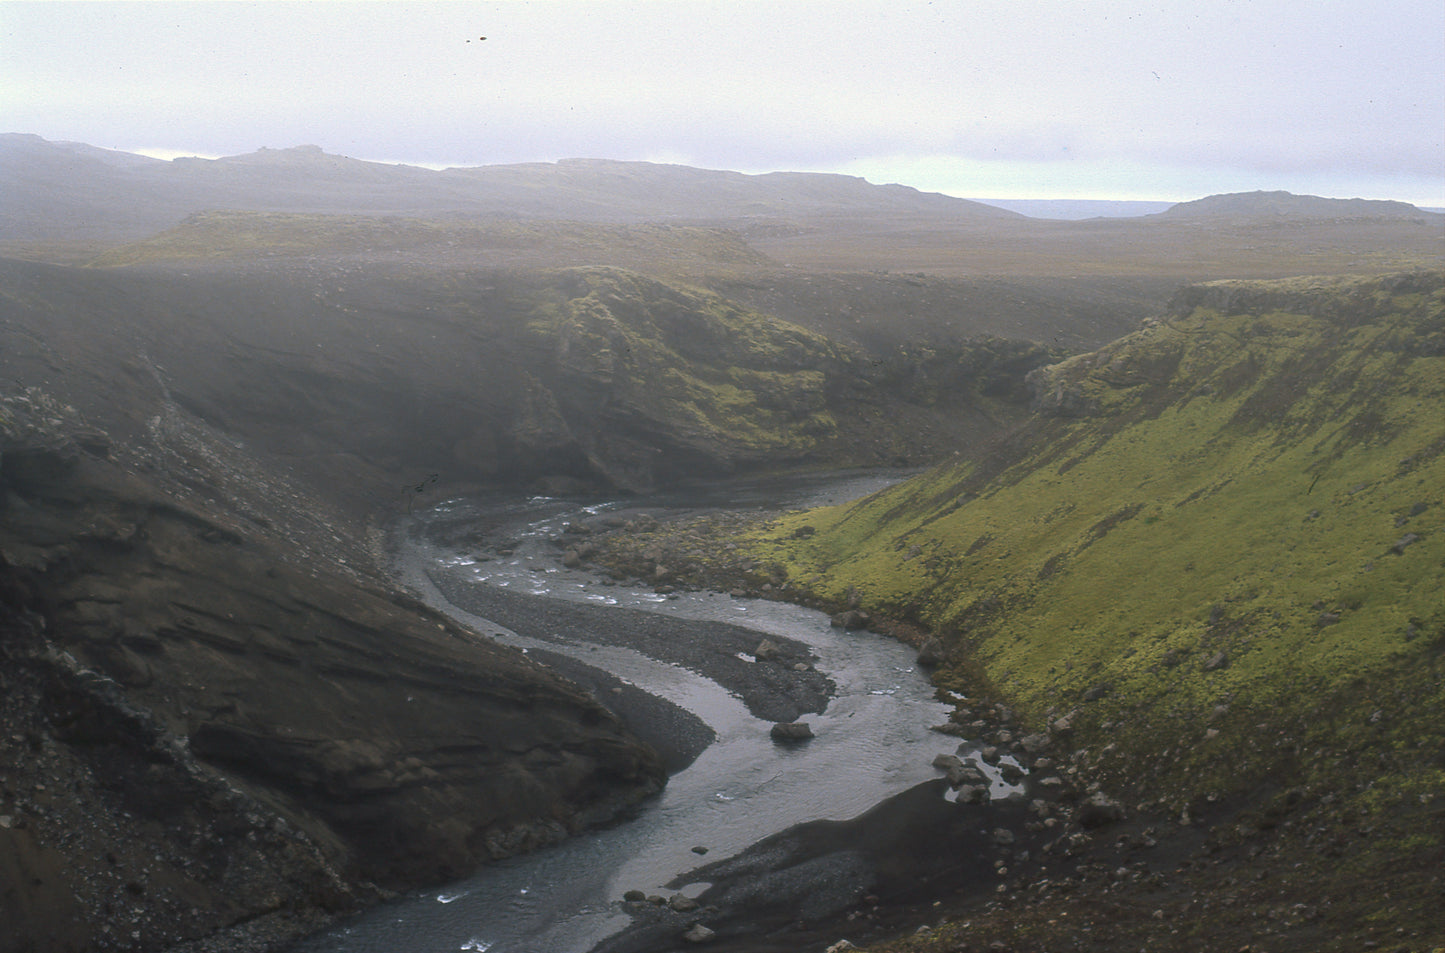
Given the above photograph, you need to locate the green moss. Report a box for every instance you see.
[522,267,849,455]
[744,273,1445,804]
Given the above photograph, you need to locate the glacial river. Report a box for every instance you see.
[290,472,1013,953]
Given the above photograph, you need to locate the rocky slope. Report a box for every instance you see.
[588,272,1445,950]
[0,386,665,952]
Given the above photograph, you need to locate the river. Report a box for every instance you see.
[289,471,1017,953]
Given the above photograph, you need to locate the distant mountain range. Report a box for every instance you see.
[3,134,1441,283]
[4,133,1440,242]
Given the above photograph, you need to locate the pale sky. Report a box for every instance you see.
[4,0,1443,206]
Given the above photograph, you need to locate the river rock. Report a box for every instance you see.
[669,894,700,912]
[754,639,783,661]
[771,722,814,742]
[932,753,965,773]
[957,784,989,805]
[830,609,870,630]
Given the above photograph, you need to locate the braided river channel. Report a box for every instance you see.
[290,472,1020,953]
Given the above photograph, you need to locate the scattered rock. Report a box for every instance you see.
[1203,650,1229,672]
[932,753,965,773]
[956,785,990,805]
[669,894,700,912]
[1391,533,1421,555]
[1082,683,1111,702]
[1078,793,1127,828]
[1019,732,1051,754]
[623,889,647,903]
[991,827,1016,846]
[754,639,783,661]
[916,636,947,667]
[683,923,716,943]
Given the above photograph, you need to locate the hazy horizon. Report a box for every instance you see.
[4,1,1442,208]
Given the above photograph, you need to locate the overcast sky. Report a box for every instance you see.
[4,1,1443,206]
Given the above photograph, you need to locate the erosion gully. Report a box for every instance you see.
[289,471,1022,953]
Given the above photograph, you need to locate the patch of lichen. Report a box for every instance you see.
[741,273,1444,805]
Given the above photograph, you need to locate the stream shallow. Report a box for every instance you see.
[289,471,1013,953]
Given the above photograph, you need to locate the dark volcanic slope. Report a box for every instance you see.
[0,388,665,952]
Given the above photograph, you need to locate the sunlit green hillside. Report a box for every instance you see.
[756,272,1444,806]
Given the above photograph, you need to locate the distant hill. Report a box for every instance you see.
[1154,189,1434,222]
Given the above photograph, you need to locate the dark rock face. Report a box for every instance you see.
[0,414,665,950]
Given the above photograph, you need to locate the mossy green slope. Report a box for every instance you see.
[753,273,1444,806]
[522,267,844,458]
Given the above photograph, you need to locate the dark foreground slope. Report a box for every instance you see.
[0,390,665,952]
[599,273,1445,951]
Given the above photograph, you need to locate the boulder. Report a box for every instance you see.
[830,609,870,630]
[770,722,814,742]
[754,639,783,661]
